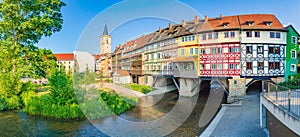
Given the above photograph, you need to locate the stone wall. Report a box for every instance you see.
[145,76,153,86]
[178,78,201,97]
[271,77,285,84]
[228,77,252,97]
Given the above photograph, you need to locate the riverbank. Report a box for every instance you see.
[200,94,267,137]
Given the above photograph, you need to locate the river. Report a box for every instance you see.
[0,83,225,136]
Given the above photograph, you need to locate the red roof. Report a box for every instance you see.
[54,53,74,61]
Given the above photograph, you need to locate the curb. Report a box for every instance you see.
[199,106,227,137]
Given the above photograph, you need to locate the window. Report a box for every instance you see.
[246,46,252,54]
[190,48,194,54]
[230,47,235,53]
[292,36,297,44]
[258,62,264,70]
[269,62,274,69]
[208,33,212,40]
[265,22,272,26]
[218,48,222,53]
[275,62,280,69]
[202,34,206,40]
[234,80,237,84]
[214,32,218,39]
[270,32,275,38]
[292,50,296,59]
[236,64,240,69]
[248,22,254,26]
[257,46,263,54]
[230,31,235,38]
[181,49,184,55]
[200,64,204,70]
[276,32,281,38]
[255,31,260,37]
[246,62,252,70]
[157,53,161,59]
[275,47,280,54]
[269,47,274,54]
[212,64,216,70]
[200,49,205,54]
[229,64,234,70]
[212,48,217,54]
[206,48,210,54]
[224,32,229,38]
[217,64,222,70]
[291,64,296,72]
[246,31,252,37]
[195,48,199,54]
[235,47,240,52]
[182,35,195,42]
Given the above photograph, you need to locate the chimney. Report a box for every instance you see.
[220,14,223,19]
[169,22,172,30]
[194,16,199,24]
[205,16,208,22]
[182,20,186,27]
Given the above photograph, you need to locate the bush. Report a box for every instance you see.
[48,68,77,105]
[5,95,21,110]
[0,98,7,111]
[80,90,138,119]
[23,94,84,119]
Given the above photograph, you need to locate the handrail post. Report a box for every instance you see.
[288,89,291,112]
[275,84,278,102]
[267,82,270,95]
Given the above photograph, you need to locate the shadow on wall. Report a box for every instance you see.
[246,81,262,95]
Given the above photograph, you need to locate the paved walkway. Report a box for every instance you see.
[201,94,267,137]
[97,83,145,97]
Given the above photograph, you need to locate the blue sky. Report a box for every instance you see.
[37,0,300,54]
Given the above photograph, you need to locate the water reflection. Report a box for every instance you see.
[0,83,224,136]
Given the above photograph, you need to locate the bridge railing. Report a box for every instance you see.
[265,82,300,118]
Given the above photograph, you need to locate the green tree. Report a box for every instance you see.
[0,0,65,109]
[48,67,77,105]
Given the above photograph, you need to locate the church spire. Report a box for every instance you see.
[103,24,108,35]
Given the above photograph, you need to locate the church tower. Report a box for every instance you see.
[100,24,111,54]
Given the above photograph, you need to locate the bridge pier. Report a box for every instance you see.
[152,76,173,87]
[178,78,201,97]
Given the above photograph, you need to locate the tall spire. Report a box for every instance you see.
[103,24,108,35]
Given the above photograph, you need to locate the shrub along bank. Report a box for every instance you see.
[22,69,138,119]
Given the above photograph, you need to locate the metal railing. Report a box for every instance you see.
[265,82,300,118]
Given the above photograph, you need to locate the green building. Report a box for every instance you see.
[285,25,299,81]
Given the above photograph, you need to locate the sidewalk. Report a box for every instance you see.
[201,94,267,137]
[99,83,145,97]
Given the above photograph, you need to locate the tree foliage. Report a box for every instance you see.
[48,67,77,105]
[0,0,65,110]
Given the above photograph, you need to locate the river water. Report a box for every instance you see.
[0,83,225,136]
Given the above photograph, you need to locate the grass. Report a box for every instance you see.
[122,83,153,94]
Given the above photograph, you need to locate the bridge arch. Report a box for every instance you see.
[246,80,262,95]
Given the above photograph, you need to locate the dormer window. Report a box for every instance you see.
[223,22,229,27]
[264,21,273,26]
[246,21,254,26]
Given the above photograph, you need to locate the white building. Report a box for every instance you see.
[74,51,95,73]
